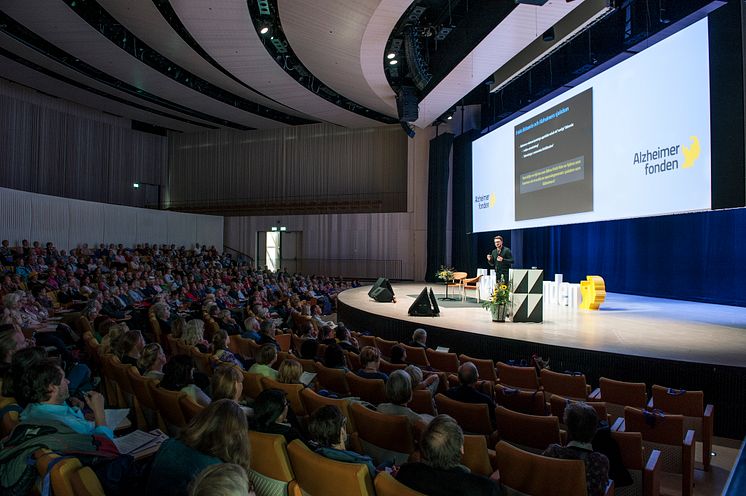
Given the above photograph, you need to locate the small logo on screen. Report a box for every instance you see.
[632,135,700,176]
[474,193,495,210]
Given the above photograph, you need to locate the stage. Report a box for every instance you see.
[337,283,746,438]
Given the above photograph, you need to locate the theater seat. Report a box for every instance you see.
[374,471,426,496]
[286,439,375,496]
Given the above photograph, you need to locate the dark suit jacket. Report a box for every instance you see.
[396,462,500,496]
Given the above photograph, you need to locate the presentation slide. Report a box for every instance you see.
[472,18,711,233]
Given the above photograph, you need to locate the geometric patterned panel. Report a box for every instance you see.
[511,269,543,322]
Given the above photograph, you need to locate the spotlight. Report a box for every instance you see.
[387,53,396,59]
[447,115,453,120]
[389,59,398,65]
[133,183,140,188]
[260,26,269,35]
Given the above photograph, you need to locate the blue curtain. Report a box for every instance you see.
[519,208,746,306]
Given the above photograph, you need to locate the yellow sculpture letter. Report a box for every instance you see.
[579,275,606,310]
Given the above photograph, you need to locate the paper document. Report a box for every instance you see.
[435,346,450,353]
[300,372,317,386]
[104,408,130,430]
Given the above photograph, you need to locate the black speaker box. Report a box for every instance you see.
[370,287,394,303]
[396,86,419,123]
[409,287,437,316]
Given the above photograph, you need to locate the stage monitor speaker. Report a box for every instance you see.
[368,278,394,302]
[428,288,440,316]
[409,287,437,316]
[370,287,394,303]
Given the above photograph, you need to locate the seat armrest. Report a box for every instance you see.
[647,398,654,409]
[703,403,714,471]
[682,429,696,496]
[487,448,497,470]
[611,417,625,432]
[590,388,601,399]
[644,449,661,496]
[604,478,615,496]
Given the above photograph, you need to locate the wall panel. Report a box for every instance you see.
[0,187,223,252]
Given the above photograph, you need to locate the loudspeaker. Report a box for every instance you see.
[370,287,394,303]
[368,278,394,302]
[408,287,439,316]
[428,288,440,316]
[396,86,419,122]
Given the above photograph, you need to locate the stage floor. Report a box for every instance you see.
[338,283,746,368]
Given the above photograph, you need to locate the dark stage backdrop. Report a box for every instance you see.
[465,208,746,307]
[426,132,454,282]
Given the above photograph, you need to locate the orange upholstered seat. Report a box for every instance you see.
[287,439,375,496]
[494,405,562,453]
[346,372,387,405]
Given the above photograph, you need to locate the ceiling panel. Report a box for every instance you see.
[98,0,313,121]
[0,32,217,132]
[278,0,399,117]
[414,1,591,128]
[171,0,383,128]
[2,0,289,129]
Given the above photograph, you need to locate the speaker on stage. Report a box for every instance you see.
[368,277,395,302]
[428,288,440,316]
[409,287,439,316]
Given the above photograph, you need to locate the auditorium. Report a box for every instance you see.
[0,0,744,495]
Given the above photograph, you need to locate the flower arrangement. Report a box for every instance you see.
[436,265,455,282]
[482,278,511,311]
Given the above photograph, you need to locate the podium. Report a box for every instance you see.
[510,269,543,323]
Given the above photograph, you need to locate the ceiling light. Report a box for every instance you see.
[447,115,453,120]
[387,53,396,59]
[389,59,398,65]
[260,26,269,35]
[133,183,140,188]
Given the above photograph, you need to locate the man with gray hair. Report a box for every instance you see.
[396,415,499,495]
[444,362,497,427]
[407,328,428,349]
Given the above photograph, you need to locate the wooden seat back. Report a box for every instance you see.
[494,405,561,452]
[434,393,493,436]
[287,439,374,496]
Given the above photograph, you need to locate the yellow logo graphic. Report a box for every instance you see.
[682,136,700,169]
[489,193,496,208]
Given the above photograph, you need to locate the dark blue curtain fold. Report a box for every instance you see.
[425,132,454,282]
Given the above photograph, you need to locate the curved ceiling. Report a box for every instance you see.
[0,0,597,132]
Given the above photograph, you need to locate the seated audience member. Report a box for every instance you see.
[152,302,172,335]
[138,343,167,379]
[211,329,245,369]
[171,316,187,340]
[218,309,241,335]
[247,344,279,380]
[146,399,251,496]
[115,329,145,367]
[277,358,305,385]
[396,415,499,496]
[335,325,360,354]
[100,322,128,355]
[188,463,254,496]
[378,370,432,427]
[250,388,304,444]
[311,304,336,329]
[323,344,348,371]
[318,325,337,346]
[160,354,211,407]
[355,346,389,381]
[299,338,320,360]
[209,365,251,415]
[407,328,428,349]
[444,362,496,427]
[390,345,407,365]
[19,358,113,439]
[241,311,261,342]
[181,319,210,353]
[307,405,377,478]
[543,402,610,496]
[256,320,280,350]
[405,364,440,396]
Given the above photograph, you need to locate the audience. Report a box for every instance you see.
[159,355,211,406]
[137,343,167,379]
[396,415,499,496]
[378,369,432,427]
[405,364,440,396]
[211,329,245,369]
[250,388,304,444]
[444,362,496,427]
[355,346,389,381]
[115,329,145,367]
[146,399,251,496]
[247,344,279,380]
[19,358,113,439]
[390,344,407,365]
[322,344,348,371]
[277,358,304,385]
[407,328,428,349]
[188,463,253,496]
[307,405,377,478]
[335,325,360,354]
[543,402,610,496]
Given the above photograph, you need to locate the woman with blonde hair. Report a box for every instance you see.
[210,365,246,406]
[115,329,145,366]
[277,358,304,385]
[100,322,129,355]
[181,319,209,353]
[138,343,167,379]
[146,399,251,496]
